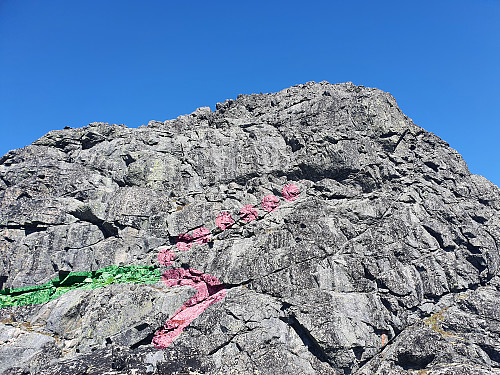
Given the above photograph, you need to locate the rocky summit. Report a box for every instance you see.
[0,81,499,375]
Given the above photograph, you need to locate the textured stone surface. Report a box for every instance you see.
[0,81,499,374]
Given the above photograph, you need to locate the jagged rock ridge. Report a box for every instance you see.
[0,81,499,374]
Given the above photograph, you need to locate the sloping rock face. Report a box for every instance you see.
[1,81,499,374]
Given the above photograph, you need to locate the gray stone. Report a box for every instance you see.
[0,81,499,374]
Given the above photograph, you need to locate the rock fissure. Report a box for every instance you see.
[207,333,239,356]
[278,314,332,365]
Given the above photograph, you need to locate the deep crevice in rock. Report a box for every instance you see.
[423,161,439,172]
[207,334,238,355]
[421,224,454,251]
[68,206,118,239]
[392,129,409,152]
[130,331,156,350]
[396,351,435,370]
[478,343,500,364]
[279,313,331,365]
[134,323,149,331]
[466,254,488,274]
[1,222,50,236]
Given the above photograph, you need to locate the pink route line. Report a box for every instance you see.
[152,183,300,349]
[152,265,226,349]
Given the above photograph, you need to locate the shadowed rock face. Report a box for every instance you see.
[1,81,499,374]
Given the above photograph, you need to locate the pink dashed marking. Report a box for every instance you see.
[240,204,258,223]
[193,227,211,244]
[152,268,226,349]
[261,194,279,212]
[154,182,301,348]
[175,233,193,251]
[216,212,234,230]
[282,184,300,201]
[157,247,176,267]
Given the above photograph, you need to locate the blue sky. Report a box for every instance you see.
[1,1,499,186]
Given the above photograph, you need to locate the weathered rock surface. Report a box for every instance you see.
[0,81,499,374]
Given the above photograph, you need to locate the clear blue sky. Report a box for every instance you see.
[1,1,499,186]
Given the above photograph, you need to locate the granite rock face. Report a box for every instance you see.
[1,81,500,374]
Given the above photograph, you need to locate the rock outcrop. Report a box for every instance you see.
[0,81,499,374]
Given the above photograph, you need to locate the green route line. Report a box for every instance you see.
[0,265,162,308]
